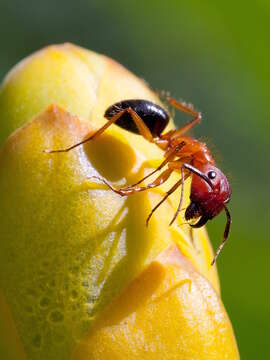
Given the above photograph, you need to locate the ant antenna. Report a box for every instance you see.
[183,163,213,189]
[211,205,231,266]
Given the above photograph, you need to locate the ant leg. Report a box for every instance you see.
[146,178,183,226]
[169,166,187,225]
[125,107,154,143]
[211,205,231,266]
[127,156,173,188]
[162,97,201,140]
[91,168,173,196]
[168,97,199,117]
[129,141,186,187]
[47,109,129,153]
[47,107,155,153]
[119,168,173,194]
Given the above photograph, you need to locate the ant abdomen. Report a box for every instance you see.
[104,99,169,137]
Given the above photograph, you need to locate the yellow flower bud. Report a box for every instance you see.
[73,245,239,360]
[0,44,239,359]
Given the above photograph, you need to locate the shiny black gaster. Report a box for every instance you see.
[104,99,169,137]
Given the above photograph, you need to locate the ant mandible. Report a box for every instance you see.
[48,97,231,265]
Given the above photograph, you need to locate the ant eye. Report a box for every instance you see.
[208,170,216,180]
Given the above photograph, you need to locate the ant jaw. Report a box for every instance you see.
[185,202,209,228]
[189,214,209,229]
[185,202,201,222]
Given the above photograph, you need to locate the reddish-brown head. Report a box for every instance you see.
[185,163,231,265]
[185,163,231,224]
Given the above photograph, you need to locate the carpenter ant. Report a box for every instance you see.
[48,98,231,265]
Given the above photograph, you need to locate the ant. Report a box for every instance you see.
[48,98,231,265]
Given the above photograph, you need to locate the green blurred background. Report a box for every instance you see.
[0,1,269,358]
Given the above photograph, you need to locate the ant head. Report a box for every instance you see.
[185,163,231,223]
[185,163,232,265]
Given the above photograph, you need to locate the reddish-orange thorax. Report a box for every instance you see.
[169,136,215,166]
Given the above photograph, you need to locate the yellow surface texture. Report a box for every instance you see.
[74,246,239,360]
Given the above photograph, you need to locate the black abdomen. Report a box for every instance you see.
[104,99,169,137]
